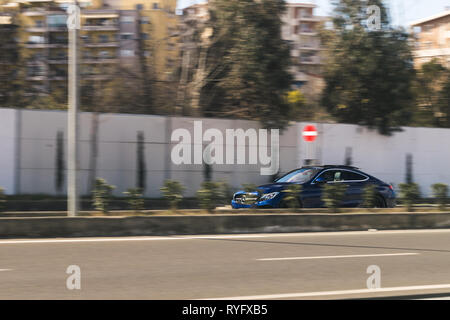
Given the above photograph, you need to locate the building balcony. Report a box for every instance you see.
[25,42,48,48]
[22,8,66,16]
[298,16,322,22]
[26,76,47,81]
[22,10,46,17]
[48,40,69,47]
[48,58,68,64]
[26,60,47,66]
[26,41,69,48]
[414,47,450,58]
[299,30,318,36]
[82,58,119,64]
[299,56,322,65]
[49,76,66,81]
[297,43,321,50]
[47,26,68,32]
[83,75,113,80]
[84,42,120,48]
[82,11,119,19]
[25,26,47,33]
[82,25,119,32]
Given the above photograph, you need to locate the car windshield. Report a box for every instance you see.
[275,168,320,184]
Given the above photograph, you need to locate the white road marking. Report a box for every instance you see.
[0,269,12,272]
[257,253,419,261]
[0,229,449,245]
[202,284,450,300]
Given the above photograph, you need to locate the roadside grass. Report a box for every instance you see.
[1,205,449,218]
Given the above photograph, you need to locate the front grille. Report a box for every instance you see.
[234,193,260,205]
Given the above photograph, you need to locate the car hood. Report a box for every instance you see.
[233,183,303,198]
[255,182,301,194]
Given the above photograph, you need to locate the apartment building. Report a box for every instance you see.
[411,9,450,68]
[0,0,179,95]
[103,0,180,80]
[281,2,325,94]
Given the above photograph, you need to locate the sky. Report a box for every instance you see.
[176,0,450,27]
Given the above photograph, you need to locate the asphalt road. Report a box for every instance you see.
[1,229,450,299]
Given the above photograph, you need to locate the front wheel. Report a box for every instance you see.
[278,199,303,209]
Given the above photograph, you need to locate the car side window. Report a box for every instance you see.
[317,170,343,183]
[342,171,367,182]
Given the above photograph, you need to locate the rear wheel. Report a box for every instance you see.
[374,196,386,208]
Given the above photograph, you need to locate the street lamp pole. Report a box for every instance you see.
[67,0,80,217]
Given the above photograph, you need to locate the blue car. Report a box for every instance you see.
[232,165,396,209]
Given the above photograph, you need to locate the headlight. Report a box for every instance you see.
[259,192,280,201]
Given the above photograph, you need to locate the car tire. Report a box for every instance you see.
[374,196,386,208]
[279,199,303,209]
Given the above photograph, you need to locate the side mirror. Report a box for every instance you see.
[314,177,326,185]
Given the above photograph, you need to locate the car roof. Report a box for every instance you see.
[301,165,361,171]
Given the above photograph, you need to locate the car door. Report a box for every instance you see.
[341,170,370,207]
[304,169,345,208]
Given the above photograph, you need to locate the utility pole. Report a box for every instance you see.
[67,0,80,217]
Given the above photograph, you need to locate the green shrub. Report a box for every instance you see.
[92,178,116,213]
[123,188,145,213]
[216,181,234,206]
[362,184,378,209]
[197,181,227,213]
[398,183,421,212]
[431,183,449,211]
[160,180,185,212]
[282,184,303,208]
[322,184,348,213]
[0,188,6,212]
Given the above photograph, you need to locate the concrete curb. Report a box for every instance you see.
[1,213,450,238]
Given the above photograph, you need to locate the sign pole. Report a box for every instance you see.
[67,1,80,217]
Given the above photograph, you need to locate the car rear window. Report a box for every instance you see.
[342,171,367,181]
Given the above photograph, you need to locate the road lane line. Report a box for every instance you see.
[0,229,449,245]
[202,284,450,300]
[0,269,12,272]
[258,253,419,261]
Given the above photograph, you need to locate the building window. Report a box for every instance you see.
[153,3,159,10]
[136,4,144,10]
[35,20,44,28]
[140,17,150,24]
[99,51,111,59]
[121,50,135,57]
[28,36,45,44]
[423,24,434,33]
[99,35,109,43]
[47,15,67,28]
[121,16,135,24]
[120,33,134,40]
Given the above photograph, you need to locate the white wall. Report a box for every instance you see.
[3,107,450,198]
[0,109,16,195]
[297,122,450,196]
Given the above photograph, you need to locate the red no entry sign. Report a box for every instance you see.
[303,125,318,142]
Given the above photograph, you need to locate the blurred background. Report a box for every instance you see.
[0,0,449,211]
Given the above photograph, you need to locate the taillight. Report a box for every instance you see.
[389,185,394,191]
